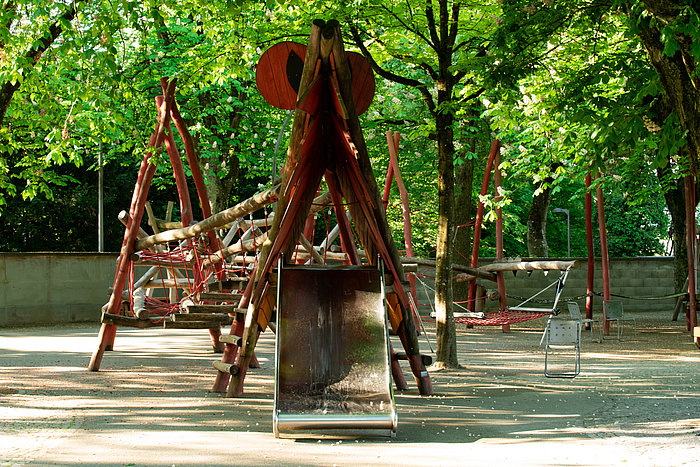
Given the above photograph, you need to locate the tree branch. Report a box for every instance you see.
[425,0,440,48]
[348,24,436,115]
[0,1,84,127]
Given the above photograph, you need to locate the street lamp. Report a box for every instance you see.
[552,208,570,257]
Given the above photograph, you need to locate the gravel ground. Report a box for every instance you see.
[0,308,698,466]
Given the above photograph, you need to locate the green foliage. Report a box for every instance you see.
[0,0,684,258]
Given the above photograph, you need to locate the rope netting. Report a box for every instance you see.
[454,309,553,326]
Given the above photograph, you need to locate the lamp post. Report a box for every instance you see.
[552,208,570,257]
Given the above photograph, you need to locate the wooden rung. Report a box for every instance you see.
[171,313,233,324]
[208,278,249,291]
[101,312,160,328]
[196,292,243,302]
[219,334,242,346]
[144,278,192,289]
[213,361,239,375]
[392,352,433,367]
[163,321,220,329]
[185,304,239,313]
[184,305,245,321]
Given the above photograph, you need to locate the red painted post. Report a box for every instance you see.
[326,171,361,265]
[684,174,697,331]
[165,79,223,279]
[88,80,177,371]
[468,140,500,311]
[494,149,510,333]
[389,341,409,390]
[585,172,595,323]
[382,161,395,211]
[386,131,419,325]
[162,120,193,226]
[596,174,611,335]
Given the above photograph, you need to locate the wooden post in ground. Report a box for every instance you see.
[386,131,419,326]
[684,174,697,332]
[494,147,510,333]
[596,173,611,335]
[88,80,177,371]
[468,140,500,311]
[585,172,595,324]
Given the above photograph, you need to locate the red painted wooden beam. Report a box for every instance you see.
[596,173,611,335]
[585,172,595,323]
[468,140,500,311]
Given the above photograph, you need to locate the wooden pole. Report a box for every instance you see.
[134,186,278,251]
[381,157,395,210]
[88,80,177,371]
[494,148,510,333]
[684,174,697,331]
[596,173,611,335]
[226,22,324,398]
[468,140,500,310]
[166,81,223,279]
[386,131,420,326]
[585,172,595,323]
[162,122,193,226]
[330,22,430,394]
[326,171,361,264]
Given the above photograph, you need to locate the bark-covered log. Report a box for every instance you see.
[134,185,278,250]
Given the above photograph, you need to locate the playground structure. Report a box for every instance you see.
[87,19,588,389]
[87,20,435,435]
[87,18,700,437]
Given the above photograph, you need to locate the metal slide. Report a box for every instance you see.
[273,264,397,438]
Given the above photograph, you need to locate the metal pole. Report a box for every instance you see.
[98,142,104,253]
[552,208,570,257]
[567,211,570,257]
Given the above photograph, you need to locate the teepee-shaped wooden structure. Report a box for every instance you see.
[214,20,433,397]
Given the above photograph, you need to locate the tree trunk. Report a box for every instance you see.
[195,84,245,215]
[526,184,553,257]
[434,94,458,368]
[634,1,700,173]
[453,155,475,301]
[658,165,690,293]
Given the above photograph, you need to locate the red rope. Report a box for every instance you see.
[455,309,552,326]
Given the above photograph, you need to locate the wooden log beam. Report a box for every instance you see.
[185,304,245,314]
[480,260,579,272]
[299,233,324,264]
[202,233,268,268]
[143,278,192,289]
[134,185,278,251]
[404,257,497,282]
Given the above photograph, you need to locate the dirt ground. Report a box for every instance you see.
[1,308,698,466]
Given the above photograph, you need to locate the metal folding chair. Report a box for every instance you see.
[544,319,581,378]
[567,301,601,342]
[603,300,637,340]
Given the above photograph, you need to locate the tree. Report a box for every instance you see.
[348,0,502,369]
[629,1,700,172]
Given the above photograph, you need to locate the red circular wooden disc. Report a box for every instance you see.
[348,51,375,115]
[256,42,307,110]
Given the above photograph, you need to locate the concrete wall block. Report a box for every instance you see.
[0,254,679,326]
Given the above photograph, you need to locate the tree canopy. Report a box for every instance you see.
[1,0,697,365]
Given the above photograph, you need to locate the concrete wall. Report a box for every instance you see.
[0,254,678,327]
[414,256,677,315]
[0,253,117,326]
